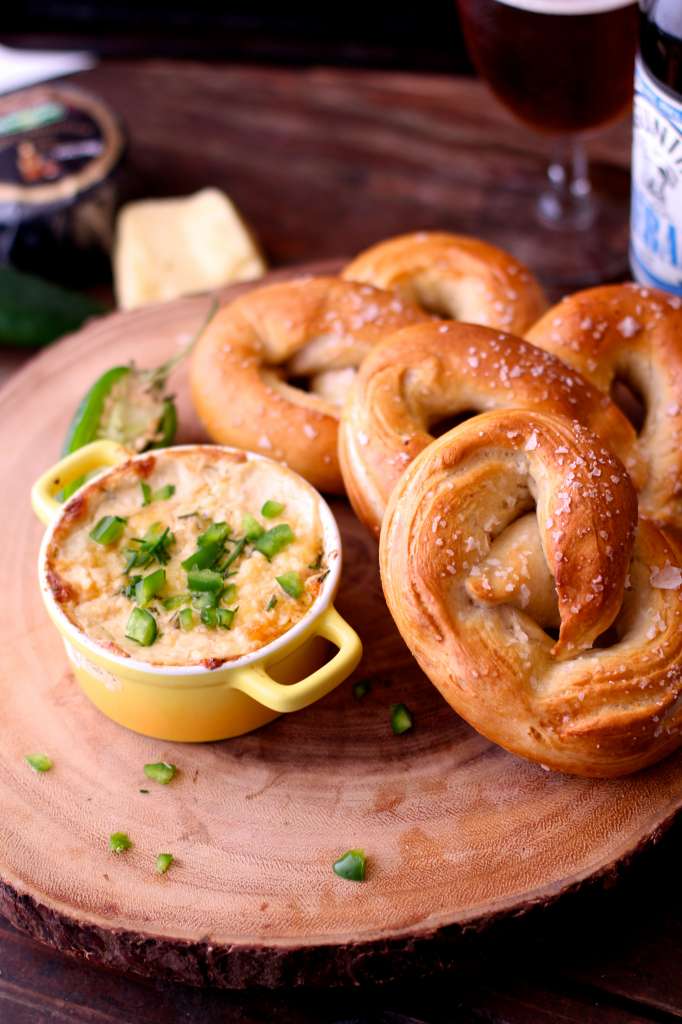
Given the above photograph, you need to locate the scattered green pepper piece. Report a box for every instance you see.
[156,853,174,875]
[197,521,230,546]
[124,522,174,571]
[181,540,223,571]
[89,515,127,545]
[178,608,194,631]
[353,680,371,699]
[266,595,278,612]
[253,524,294,561]
[141,481,175,506]
[140,481,152,506]
[261,500,284,518]
[192,590,220,610]
[333,849,366,882]
[276,570,304,599]
[144,761,176,785]
[242,513,264,541]
[187,567,224,592]
[125,607,157,646]
[201,606,236,629]
[25,753,52,773]
[109,832,132,854]
[162,593,189,610]
[135,569,166,607]
[390,703,413,735]
[222,583,238,605]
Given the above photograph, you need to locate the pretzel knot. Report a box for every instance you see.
[380,410,682,777]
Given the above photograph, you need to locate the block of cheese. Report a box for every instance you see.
[114,187,266,309]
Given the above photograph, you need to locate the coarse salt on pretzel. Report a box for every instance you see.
[526,283,682,529]
[339,321,641,537]
[343,231,547,333]
[380,409,682,778]
[189,276,429,492]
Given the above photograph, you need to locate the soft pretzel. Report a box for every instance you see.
[339,321,641,537]
[380,409,682,778]
[343,231,547,334]
[526,283,682,528]
[189,276,428,492]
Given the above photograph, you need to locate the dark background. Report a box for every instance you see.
[2,2,473,73]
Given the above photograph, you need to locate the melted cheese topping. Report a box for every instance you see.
[47,449,326,666]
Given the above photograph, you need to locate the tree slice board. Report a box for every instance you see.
[2,263,682,990]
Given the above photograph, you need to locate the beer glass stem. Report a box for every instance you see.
[537,138,595,231]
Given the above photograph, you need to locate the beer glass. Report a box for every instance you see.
[457,0,638,284]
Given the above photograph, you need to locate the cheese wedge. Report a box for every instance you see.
[114,187,266,309]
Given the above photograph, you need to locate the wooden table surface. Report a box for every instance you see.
[2,60,680,1024]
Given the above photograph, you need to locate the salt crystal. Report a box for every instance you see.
[650,563,682,589]
[303,423,318,440]
[617,316,641,339]
[524,432,538,452]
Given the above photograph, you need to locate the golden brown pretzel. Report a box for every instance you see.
[343,231,547,333]
[339,321,641,537]
[380,409,682,778]
[190,276,428,492]
[526,283,682,528]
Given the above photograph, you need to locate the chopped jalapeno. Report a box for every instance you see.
[242,513,264,541]
[253,523,294,561]
[154,484,175,502]
[218,536,246,571]
[25,753,52,772]
[90,515,127,545]
[125,606,157,646]
[333,849,366,882]
[261,499,284,518]
[390,703,413,735]
[353,679,371,699]
[124,522,174,571]
[144,761,176,785]
[134,568,166,607]
[192,590,220,610]
[156,852,174,875]
[201,606,236,629]
[109,831,132,854]
[222,583,237,605]
[266,595,278,612]
[187,567,224,592]
[181,540,223,571]
[179,607,194,630]
[198,521,230,546]
[276,570,304,599]
[162,593,189,610]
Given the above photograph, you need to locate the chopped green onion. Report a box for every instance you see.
[201,606,236,629]
[141,481,175,506]
[253,523,294,561]
[124,522,174,571]
[178,607,194,631]
[178,510,199,519]
[109,831,132,854]
[25,753,52,772]
[198,521,230,546]
[266,595,278,612]
[181,540,223,571]
[242,513,264,541]
[134,568,166,607]
[219,536,247,571]
[90,515,127,545]
[222,583,237,605]
[187,567,224,592]
[122,575,142,599]
[192,590,219,610]
[125,607,157,646]
[144,761,176,785]
[333,849,366,882]
[390,703,413,735]
[308,552,324,571]
[261,499,284,518]
[276,570,304,599]
[140,481,152,506]
[353,679,371,699]
[155,852,174,875]
[162,593,189,610]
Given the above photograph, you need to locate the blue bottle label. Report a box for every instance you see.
[630,56,682,295]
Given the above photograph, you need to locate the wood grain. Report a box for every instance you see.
[1,266,682,990]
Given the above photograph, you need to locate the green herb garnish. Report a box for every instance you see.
[266,595,278,612]
[90,515,127,545]
[198,521,230,546]
[242,513,264,541]
[192,590,220,610]
[253,524,294,561]
[261,499,284,518]
[181,540,223,571]
[218,536,247,571]
[222,583,238,604]
[333,849,366,882]
[276,570,304,599]
[124,522,174,571]
[25,753,52,773]
[178,607,194,630]
[144,761,176,785]
[109,831,132,854]
[155,852,174,875]
[390,703,413,735]
[353,679,371,699]
[134,568,166,607]
[162,593,189,610]
[187,567,224,592]
[125,606,157,646]
[141,481,175,506]
[201,606,236,629]
[308,552,324,571]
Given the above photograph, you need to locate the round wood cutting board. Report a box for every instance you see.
[2,263,682,989]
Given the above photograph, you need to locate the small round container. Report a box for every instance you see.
[31,440,362,742]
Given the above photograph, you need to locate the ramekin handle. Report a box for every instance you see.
[231,606,362,713]
[31,440,130,526]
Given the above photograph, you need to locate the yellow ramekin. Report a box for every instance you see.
[31,440,362,742]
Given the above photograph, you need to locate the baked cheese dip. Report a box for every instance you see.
[45,447,328,667]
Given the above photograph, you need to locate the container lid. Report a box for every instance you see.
[0,83,124,218]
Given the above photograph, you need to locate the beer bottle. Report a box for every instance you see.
[630,1,682,293]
